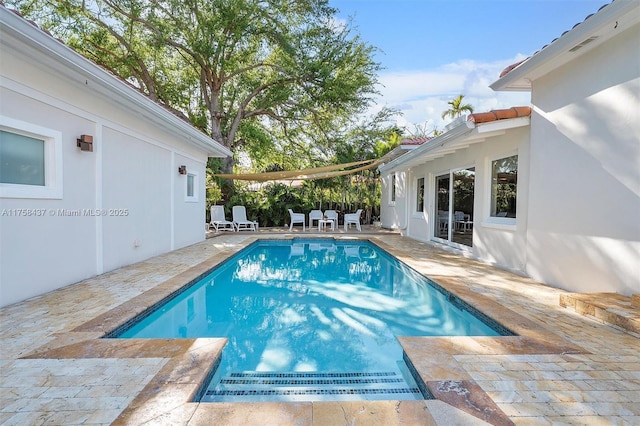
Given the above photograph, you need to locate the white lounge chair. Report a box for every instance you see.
[288,209,305,232]
[210,205,235,232]
[232,205,258,231]
[308,210,323,228]
[344,209,362,232]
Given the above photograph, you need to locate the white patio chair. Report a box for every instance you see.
[454,211,465,231]
[308,210,323,228]
[232,205,258,231]
[344,209,362,232]
[209,205,235,232]
[323,209,338,224]
[288,209,305,232]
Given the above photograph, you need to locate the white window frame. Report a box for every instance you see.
[483,151,518,230]
[184,170,199,202]
[431,165,476,252]
[0,116,63,199]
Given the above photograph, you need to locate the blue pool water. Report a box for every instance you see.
[116,239,509,402]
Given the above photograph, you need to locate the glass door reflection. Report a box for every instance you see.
[434,174,450,240]
[452,168,475,247]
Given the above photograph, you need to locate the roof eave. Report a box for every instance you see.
[378,120,475,173]
[1,7,232,158]
[378,116,530,173]
[491,0,640,92]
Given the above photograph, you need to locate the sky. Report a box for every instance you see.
[328,0,608,134]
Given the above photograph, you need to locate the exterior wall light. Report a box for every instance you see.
[76,134,93,152]
[178,165,187,175]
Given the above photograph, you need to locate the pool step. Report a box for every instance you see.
[202,371,424,402]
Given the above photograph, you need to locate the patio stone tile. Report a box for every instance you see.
[312,400,436,426]
[546,415,624,425]
[189,402,312,426]
[1,232,638,425]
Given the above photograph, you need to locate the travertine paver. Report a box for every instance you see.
[1,230,638,425]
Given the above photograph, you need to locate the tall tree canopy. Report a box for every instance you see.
[10,0,383,174]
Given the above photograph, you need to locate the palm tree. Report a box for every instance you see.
[441,95,474,120]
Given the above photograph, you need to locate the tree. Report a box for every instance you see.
[441,94,474,120]
[9,0,382,179]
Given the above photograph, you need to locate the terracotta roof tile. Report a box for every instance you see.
[401,137,431,145]
[467,106,531,124]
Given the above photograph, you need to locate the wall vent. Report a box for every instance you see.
[569,36,599,52]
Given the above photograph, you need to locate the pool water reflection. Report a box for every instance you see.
[117,239,507,402]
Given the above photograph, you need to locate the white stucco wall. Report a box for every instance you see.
[0,34,213,307]
[525,23,640,295]
[395,126,530,274]
[380,171,408,231]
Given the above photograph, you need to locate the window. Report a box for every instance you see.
[0,117,62,199]
[390,174,396,204]
[187,174,194,197]
[416,177,424,212]
[0,130,45,186]
[491,155,518,218]
[185,171,198,202]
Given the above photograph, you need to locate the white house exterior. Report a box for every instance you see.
[379,0,639,296]
[0,7,232,307]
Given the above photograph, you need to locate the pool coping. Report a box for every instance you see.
[19,235,590,425]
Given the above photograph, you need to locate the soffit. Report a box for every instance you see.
[491,0,640,91]
[379,117,529,172]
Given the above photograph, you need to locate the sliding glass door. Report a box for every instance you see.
[433,168,475,247]
[434,174,450,239]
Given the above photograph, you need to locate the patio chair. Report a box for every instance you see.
[454,211,465,231]
[344,209,362,232]
[209,205,235,232]
[288,209,306,232]
[232,205,258,231]
[323,209,338,224]
[308,210,323,228]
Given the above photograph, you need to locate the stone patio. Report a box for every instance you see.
[1,229,638,425]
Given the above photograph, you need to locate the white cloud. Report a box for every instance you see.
[371,55,531,133]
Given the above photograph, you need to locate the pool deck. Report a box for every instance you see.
[1,228,639,425]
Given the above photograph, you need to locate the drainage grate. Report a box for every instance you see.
[202,371,425,402]
[229,371,398,378]
[220,377,405,385]
[206,387,421,397]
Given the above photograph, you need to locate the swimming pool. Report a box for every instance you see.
[114,239,512,402]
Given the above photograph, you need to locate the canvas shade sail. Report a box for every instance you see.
[213,158,383,182]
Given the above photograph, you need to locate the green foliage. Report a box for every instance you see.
[441,94,474,120]
[8,0,400,225]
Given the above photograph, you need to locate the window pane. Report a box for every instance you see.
[452,168,474,247]
[0,130,45,186]
[491,155,518,218]
[416,177,424,212]
[391,174,396,202]
[434,174,449,239]
[187,174,195,197]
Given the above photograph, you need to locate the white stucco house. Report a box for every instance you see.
[379,0,639,296]
[0,6,232,307]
